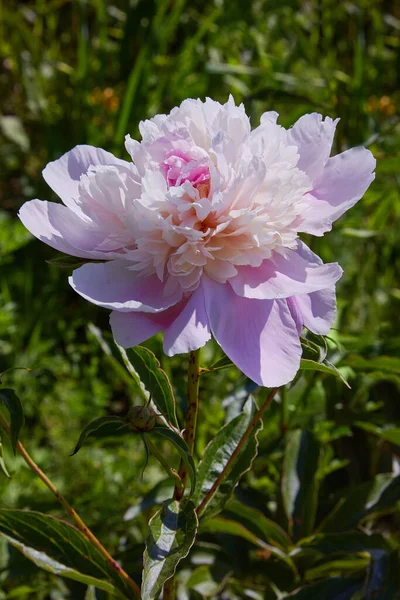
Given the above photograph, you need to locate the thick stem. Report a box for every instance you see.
[163,349,201,600]
[0,413,141,599]
[174,349,201,502]
[196,387,279,518]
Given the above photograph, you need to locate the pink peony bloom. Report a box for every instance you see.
[19,97,375,386]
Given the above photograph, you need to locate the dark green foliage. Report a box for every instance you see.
[1,0,400,598]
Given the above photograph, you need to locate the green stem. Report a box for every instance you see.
[174,349,201,502]
[146,437,183,488]
[196,387,279,518]
[163,349,201,600]
[0,413,141,599]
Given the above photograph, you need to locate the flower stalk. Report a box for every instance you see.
[0,412,141,599]
[163,349,201,600]
[174,349,201,502]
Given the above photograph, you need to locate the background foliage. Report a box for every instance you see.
[0,0,400,598]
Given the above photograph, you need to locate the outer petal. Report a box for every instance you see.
[43,145,131,208]
[163,285,211,356]
[229,241,342,300]
[110,311,165,348]
[69,260,183,312]
[287,113,339,180]
[18,199,124,260]
[299,147,376,236]
[291,287,337,335]
[203,277,302,387]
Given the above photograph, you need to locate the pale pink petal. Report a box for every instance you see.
[163,285,211,356]
[229,241,342,300]
[287,113,339,180]
[69,261,183,312]
[291,287,337,335]
[203,277,302,387]
[43,145,131,208]
[286,297,303,334]
[110,311,165,348]
[299,147,376,236]
[18,199,124,259]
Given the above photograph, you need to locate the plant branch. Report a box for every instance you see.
[0,413,141,599]
[196,387,279,518]
[163,349,201,600]
[174,349,201,502]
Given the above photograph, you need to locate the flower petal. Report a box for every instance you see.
[203,277,302,387]
[69,261,183,312]
[163,285,211,356]
[287,113,339,180]
[291,287,337,335]
[18,199,123,259]
[43,145,131,208]
[110,311,165,348]
[299,147,376,236]
[229,241,342,300]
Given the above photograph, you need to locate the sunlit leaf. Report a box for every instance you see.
[142,499,198,600]
[120,346,179,430]
[193,396,262,519]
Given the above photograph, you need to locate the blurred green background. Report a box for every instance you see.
[0,0,400,598]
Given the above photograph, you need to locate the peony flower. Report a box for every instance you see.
[19,97,375,386]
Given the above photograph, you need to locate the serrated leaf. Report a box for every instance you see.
[0,388,25,455]
[0,510,133,597]
[120,346,179,430]
[150,427,196,496]
[193,396,262,519]
[299,359,350,387]
[282,429,321,540]
[142,499,198,600]
[225,498,291,550]
[71,416,127,455]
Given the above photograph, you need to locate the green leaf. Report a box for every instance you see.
[200,355,234,375]
[193,396,263,519]
[304,556,370,580]
[319,473,400,532]
[87,324,144,392]
[71,416,127,455]
[282,577,363,599]
[345,354,400,375]
[142,499,198,600]
[120,346,179,430]
[0,510,133,597]
[225,497,291,550]
[199,517,296,572]
[0,436,11,479]
[46,254,95,269]
[150,426,196,496]
[299,359,350,387]
[282,429,321,540]
[0,388,25,455]
[296,531,390,555]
